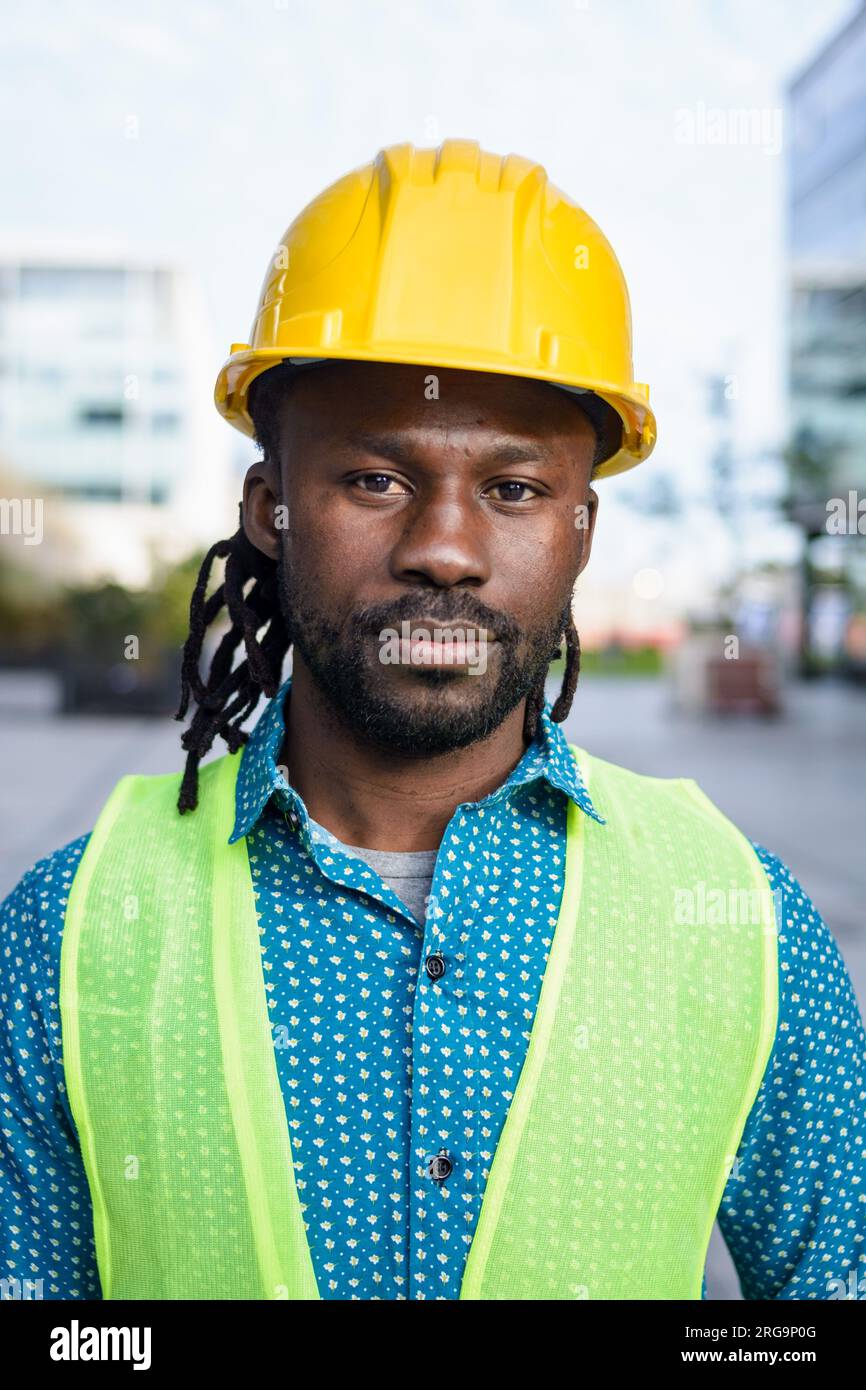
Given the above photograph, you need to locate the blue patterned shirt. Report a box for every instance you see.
[2,679,865,1299]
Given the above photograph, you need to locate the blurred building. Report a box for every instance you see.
[0,243,234,587]
[787,2,866,676]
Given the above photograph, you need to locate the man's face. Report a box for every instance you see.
[244,361,599,754]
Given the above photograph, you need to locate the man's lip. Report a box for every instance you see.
[403,633,492,668]
[372,618,498,670]
[392,619,496,642]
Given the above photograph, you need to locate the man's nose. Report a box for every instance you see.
[389,497,491,588]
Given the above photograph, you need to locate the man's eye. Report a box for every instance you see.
[354,473,409,496]
[486,481,538,503]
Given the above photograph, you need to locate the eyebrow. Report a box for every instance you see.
[344,430,560,467]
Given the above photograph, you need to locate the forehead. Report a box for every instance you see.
[275,361,597,452]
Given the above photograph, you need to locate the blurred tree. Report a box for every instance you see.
[0,548,208,668]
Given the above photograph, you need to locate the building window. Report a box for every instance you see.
[79,404,124,427]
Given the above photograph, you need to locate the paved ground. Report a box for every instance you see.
[1,668,863,1299]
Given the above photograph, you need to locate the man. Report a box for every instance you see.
[2,139,864,1302]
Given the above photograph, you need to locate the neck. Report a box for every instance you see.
[280,660,532,851]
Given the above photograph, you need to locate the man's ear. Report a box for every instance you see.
[242,458,282,561]
[576,484,599,576]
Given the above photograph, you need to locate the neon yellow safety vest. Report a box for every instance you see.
[60,746,778,1300]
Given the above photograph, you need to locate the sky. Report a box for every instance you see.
[2,0,859,619]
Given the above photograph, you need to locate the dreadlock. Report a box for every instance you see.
[174,364,613,811]
[175,510,288,812]
[522,613,582,744]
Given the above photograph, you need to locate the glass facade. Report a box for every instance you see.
[787,4,866,674]
[0,262,187,504]
[789,9,866,262]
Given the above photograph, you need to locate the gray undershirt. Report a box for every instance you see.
[308,816,437,926]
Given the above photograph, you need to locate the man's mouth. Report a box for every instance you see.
[376,619,495,674]
[408,632,492,667]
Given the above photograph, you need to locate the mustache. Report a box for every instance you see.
[348,590,524,645]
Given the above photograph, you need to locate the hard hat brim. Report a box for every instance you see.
[215,348,656,480]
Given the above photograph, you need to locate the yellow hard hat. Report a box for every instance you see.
[215,138,656,478]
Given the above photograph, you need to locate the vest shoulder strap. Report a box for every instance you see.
[61,748,319,1300]
[461,742,779,1300]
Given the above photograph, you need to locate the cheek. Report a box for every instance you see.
[284,490,386,605]
[487,504,583,613]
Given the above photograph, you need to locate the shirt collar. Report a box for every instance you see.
[229,675,605,844]
[489,699,606,824]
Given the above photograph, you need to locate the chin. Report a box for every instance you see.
[374,660,499,707]
[339,665,527,756]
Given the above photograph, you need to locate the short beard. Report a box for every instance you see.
[277,555,570,757]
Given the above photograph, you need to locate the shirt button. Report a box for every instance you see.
[426,1150,453,1183]
[424,951,447,982]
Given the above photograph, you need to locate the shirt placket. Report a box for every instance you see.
[268,788,427,1300]
[409,800,496,1301]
